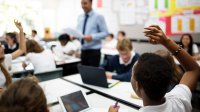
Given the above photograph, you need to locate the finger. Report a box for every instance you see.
[149,25,161,30]
[145,34,160,41]
[149,39,157,45]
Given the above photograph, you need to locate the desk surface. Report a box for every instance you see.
[49,93,138,112]
[10,58,34,75]
[39,78,89,105]
[55,56,81,66]
[63,74,143,108]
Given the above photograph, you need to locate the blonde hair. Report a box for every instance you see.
[117,38,133,51]
[26,39,44,53]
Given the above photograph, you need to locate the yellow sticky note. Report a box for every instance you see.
[190,18,195,31]
[177,19,182,31]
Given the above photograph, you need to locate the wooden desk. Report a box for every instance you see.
[62,74,143,109]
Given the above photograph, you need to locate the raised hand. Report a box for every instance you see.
[14,20,23,31]
[143,25,169,45]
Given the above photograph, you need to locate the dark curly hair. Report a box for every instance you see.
[134,53,173,101]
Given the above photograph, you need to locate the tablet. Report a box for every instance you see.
[58,90,91,112]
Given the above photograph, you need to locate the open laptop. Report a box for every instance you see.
[58,90,92,112]
[77,64,120,88]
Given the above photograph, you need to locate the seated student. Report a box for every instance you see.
[23,39,56,73]
[117,31,126,41]
[0,78,49,112]
[55,34,76,56]
[180,33,200,60]
[154,50,183,91]
[103,33,117,49]
[4,32,19,54]
[109,25,200,112]
[71,37,81,58]
[0,20,26,89]
[31,29,40,42]
[101,38,139,82]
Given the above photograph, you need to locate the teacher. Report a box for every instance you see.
[77,0,108,67]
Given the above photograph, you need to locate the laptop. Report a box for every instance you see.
[77,64,120,88]
[58,90,92,112]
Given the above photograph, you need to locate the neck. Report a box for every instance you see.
[85,9,92,14]
[142,90,165,106]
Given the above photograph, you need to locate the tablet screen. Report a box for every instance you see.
[60,91,89,112]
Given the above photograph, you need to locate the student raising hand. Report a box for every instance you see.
[14,20,23,31]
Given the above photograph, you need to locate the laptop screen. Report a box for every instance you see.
[60,91,89,112]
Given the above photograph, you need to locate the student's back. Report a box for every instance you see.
[25,39,56,73]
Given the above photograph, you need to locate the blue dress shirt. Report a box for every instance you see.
[77,10,109,50]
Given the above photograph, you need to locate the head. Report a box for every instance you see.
[0,78,48,112]
[117,31,126,41]
[155,50,183,84]
[31,30,37,37]
[5,33,18,46]
[131,53,172,102]
[105,33,114,41]
[58,34,71,46]
[81,0,93,13]
[117,38,133,63]
[180,34,193,55]
[26,39,44,53]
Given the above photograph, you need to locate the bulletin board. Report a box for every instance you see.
[148,0,200,36]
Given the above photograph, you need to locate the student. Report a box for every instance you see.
[0,78,49,112]
[109,25,200,112]
[31,29,40,41]
[154,50,183,91]
[101,38,139,82]
[117,31,126,41]
[103,33,117,49]
[180,33,199,60]
[4,32,19,54]
[55,34,76,56]
[0,20,26,88]
[23,39,56,73]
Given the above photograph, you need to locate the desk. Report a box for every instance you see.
[55,56,81,76]
[39,78,89,105]
[62,74,143,109]
[49,93,139,112]
[10,57,34,77]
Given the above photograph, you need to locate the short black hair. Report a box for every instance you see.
[108,33,114,38]
[134,53,172,101]
[58,34,70,42]
[32,30,37,34]
[118,31,126,37]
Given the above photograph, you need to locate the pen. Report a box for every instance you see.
[114,101,118,108]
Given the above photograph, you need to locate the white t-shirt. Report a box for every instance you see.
[0,54,12,87]
[103,39,117,49]
[26,49,56,73]
[56,42,76,54]
[71,39,81,51]
[139,84,192,112]
[184,44,199,54]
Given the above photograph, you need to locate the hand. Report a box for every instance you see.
[83,35,93,42]
[14,20,23,31]
[106,74,112,79]
[0,87,4,93]
[108,105,120,112]
[143,25,169,45]
[22,61,27,69]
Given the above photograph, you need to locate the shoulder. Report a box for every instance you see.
[166,84,192,102]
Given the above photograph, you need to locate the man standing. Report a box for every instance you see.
[77,0,108,67]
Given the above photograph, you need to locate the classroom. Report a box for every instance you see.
[0,0,200,112]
